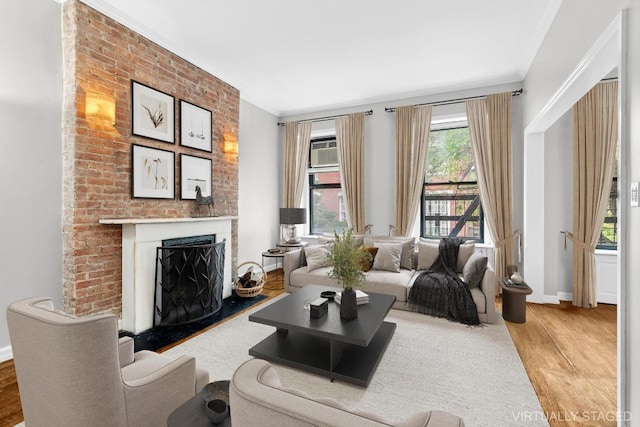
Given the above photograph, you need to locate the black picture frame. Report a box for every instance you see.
[180,153,212,200]
[132,144,175,199]
[131,80,175,143]
[180,100,212,152]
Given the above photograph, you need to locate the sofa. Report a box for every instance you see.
[284,236,496,323]
[230,358,464,426]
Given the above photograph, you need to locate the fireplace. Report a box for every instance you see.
[154,235,225,327]
[99,216,236,334]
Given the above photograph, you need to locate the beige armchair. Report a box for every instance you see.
[230,359,464,427]
[6,297,209,427]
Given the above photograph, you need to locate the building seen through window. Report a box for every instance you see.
[308,136,346,235]
[422,126,484,242]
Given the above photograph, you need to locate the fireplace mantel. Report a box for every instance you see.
[100,216,237,333]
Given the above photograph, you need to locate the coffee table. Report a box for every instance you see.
[248,285,396,387]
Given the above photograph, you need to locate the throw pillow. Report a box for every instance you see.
[304,245,331,272]
[358,245,379,272]
[463,251,488,288]
[457,241,476,272]
[364,236,414,270]
[371,242,402,273]
[416,241,440,271]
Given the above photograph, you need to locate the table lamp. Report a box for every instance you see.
[280,208,306,244]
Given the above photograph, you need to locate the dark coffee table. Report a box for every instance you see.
[248,285,396,386]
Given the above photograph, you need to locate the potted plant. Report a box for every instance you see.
[327,228,372,320]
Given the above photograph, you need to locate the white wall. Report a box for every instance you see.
[238,99,281,271]
[0,0,63,360]
[543,110,573,299]
[523,0,638,420]
[279,82,524,258]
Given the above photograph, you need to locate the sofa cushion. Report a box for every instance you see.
[289,266,413,303]
[358,246,378,272]
[457,241,475,272]
[463,252,488,288]
[420,238,475,272]
[371,242,402,273]
[364,236,414,270]
[416,240,440,271]
[304,245,331,272]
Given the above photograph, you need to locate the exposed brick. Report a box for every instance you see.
[62,0,239,320]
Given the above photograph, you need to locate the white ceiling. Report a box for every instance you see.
[82,0,562,116]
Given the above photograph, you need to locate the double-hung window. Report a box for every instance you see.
[308,136,346,235]
[421,125,484,242]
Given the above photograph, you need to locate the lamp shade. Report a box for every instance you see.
[280,208,306,225]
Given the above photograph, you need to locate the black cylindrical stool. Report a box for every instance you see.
[499,279,532,323]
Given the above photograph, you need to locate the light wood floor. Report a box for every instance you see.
[0,275,616,427]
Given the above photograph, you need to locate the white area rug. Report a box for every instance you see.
[163,296,549,427]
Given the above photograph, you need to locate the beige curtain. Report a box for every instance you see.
[466,93,514,288]
[336,113,366,233]
[283,121,312,208]
[569,81,618,308]
[394,105,432,236]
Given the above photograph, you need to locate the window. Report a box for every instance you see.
[421,126,484,242]
[597,177,618,249]
[308,137,346,235]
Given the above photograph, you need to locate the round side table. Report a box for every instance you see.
[499,278,532,324]
[261,251,285,290]
[168,380,231,426]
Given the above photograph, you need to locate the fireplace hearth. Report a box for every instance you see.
[154,237,225,327]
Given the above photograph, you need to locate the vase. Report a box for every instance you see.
[340,287,358,320]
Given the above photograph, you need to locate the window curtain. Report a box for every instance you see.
[394,105,433,237]
[336,112,366,233]
[466,93,514,290]
[283,121,312,208]
[568,80,618,308]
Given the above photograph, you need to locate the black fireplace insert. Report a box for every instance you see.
[154,236,225,327]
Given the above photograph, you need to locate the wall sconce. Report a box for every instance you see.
[223,134,238,157]
[85,93,116,125]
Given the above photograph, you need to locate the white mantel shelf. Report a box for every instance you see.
[100,216,236,333]
[99,216,237,225]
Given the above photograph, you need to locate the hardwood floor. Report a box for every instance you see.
[498,298,617,427]
[0,277,616,427]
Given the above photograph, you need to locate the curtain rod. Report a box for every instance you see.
[384,89,523,113]
[277,109,373,127]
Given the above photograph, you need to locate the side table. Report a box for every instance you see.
[167,380,231,426]
[276,241,308,252]
[261,251,285,290]
[499,278,532,324]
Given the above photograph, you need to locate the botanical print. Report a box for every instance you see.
[131,81,175,143]
[132,144,175,199]
[141,154,169,190]
[140,94,168,132]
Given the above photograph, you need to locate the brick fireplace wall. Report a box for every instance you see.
[61,0,239,317]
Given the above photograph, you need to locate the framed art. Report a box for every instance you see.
[132,144,175,199]
[180,100,212,152]
[131,80,175,143]
[180,154,212,200]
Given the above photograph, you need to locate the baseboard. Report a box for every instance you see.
[544,295,561,304]
[557,292,573,302]
[0,345,13,363]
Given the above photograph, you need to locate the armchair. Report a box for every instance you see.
[6,297,209,427]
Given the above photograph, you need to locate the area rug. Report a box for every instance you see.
[163,296,549,426]
[120,293,267,352]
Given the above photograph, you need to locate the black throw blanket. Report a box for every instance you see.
[408,238,480,326]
